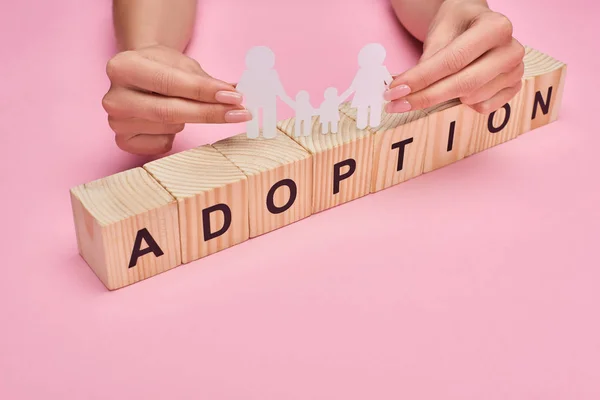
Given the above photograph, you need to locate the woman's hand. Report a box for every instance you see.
[102,45,251,155]
[386,0,525,115]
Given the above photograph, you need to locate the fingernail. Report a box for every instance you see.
[386,100,412,113]
[215,91,243,105]
[225,109,252,123]
[384,85,411,101]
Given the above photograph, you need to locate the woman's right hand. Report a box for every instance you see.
[102,45,252,155]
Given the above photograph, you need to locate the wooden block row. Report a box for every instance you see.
[70,47,566,290]
[337,46,566,183]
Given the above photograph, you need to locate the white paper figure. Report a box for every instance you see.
[236,46,294,139]
[345,43,393,129]
[293,90,316,137]
[318,87,352,134]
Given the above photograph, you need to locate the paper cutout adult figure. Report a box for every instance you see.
[319,87,352,134]
[293,90,316,137]
[236,46,294,139]
[345,43,393,129]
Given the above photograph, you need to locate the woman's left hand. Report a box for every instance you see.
[385,0,525,115]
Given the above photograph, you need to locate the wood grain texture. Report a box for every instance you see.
[143,145,249,263]
[213,131,313,237]
[70,168,181,290]
[423,46,566,169]
[340,102,429,192]
[423,100,476,173]
[278,113,373,213]
[521,46,567,133]
[466,84,528,155]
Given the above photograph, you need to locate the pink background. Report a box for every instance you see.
[1,0,599,398]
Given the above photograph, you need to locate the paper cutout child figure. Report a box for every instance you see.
[319,87,352,134]
[236,46,294,139]
[345,43,393,129]
[293,90,316,137]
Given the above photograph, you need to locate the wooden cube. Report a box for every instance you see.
[213,131,312,237]
[144,145,249,264]
[466,85,528,155]
[340,102,429,192]
[423,100,477,173]
[70,168,182,290]
[278,113,373,213]
[520,47,567,133]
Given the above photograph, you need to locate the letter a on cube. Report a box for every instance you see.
[70,168,181,290]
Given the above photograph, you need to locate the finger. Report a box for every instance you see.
[469,81,523,114]
[102,88,252,124]
[106,52,239,103]
[388,42,524,110]
[461,62,524,105]
[390,12,514,92]
[115,133,175,156]
[136,46,205,74]
[420,19,460,61]
[108,116,185,136]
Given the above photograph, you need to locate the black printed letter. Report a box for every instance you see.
[202,203,232,241]
[532,87,553,120]
[266,179,297,214]
[488,103,511,133]
[128,228,164,268]
[391,138,414,171]
[447,121,456,152]
[333,159,356,195]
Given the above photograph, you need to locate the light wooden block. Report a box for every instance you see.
[340,102,429,192]
[143,145,249,264]
[213,131,312,237]
[466,84,528,155]
[422,100,477,173]
[70,168,182,290]
[277,113,373,213]
[521,47,567,133]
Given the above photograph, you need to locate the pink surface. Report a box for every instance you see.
[1,0,599,398]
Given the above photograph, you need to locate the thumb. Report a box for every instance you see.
[190,65,239,93]
[187,63,238,90]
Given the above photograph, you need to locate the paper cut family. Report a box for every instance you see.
[236,43,393,139]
